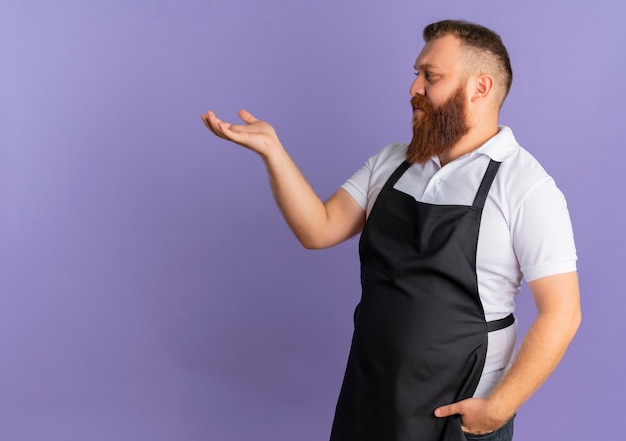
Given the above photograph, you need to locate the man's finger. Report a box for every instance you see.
[201,114,216,132]
[201,114,222,138]
[218,122,253,146]
[238,109,259,124]
[203,115,233,141]
[217,121,236,138]
[434,402,462,418]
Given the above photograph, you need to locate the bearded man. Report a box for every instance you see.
[201,19,580,441]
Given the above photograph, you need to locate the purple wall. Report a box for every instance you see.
[1,1,623,439]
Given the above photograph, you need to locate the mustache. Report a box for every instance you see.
[411,95,433,111]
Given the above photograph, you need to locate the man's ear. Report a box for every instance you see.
[470,73,494,102]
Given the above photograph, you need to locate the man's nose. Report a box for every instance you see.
[410,74,426,97]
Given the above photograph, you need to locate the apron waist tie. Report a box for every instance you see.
[487,313,515,332]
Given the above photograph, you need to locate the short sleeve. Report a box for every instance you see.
[511,178,578,282]
[341,162,372,211]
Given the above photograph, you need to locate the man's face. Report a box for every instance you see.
[406,84,469,164]
[406,35,470,163]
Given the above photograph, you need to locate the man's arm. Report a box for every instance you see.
[201,109,366,249]
[434,271,581,434]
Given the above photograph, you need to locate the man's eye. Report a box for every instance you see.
[414,71,434,80]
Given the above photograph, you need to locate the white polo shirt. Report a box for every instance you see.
[341,126,577,397]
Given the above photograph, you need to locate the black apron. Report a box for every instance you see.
[330,159,514,441]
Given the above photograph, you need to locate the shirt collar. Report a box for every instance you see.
[426,126,519,167]
[473,126,519,162]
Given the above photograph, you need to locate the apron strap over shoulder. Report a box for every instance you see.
[383,161,412,189]
[472,160,502,209]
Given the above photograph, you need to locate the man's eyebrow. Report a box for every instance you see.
[414,63,440,70]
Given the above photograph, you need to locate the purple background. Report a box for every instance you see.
[1,1,623,440]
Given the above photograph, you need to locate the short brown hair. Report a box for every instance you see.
[423,20,513,104]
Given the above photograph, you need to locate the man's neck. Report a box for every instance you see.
[438,123,499,167]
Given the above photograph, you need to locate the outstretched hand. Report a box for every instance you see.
[434,397,509,435]
[201,109,282,157]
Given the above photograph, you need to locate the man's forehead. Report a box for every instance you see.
[414,35,462,69]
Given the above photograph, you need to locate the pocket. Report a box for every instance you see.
[463,430,496,440]
[462,416,514,441]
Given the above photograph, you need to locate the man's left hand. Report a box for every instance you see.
[434,397,509,435]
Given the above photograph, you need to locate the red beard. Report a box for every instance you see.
[406,86,469,164]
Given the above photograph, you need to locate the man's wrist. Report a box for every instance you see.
[486,391,518,426]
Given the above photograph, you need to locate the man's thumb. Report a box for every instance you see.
[239,109,259,124]
[434,402,460,418]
